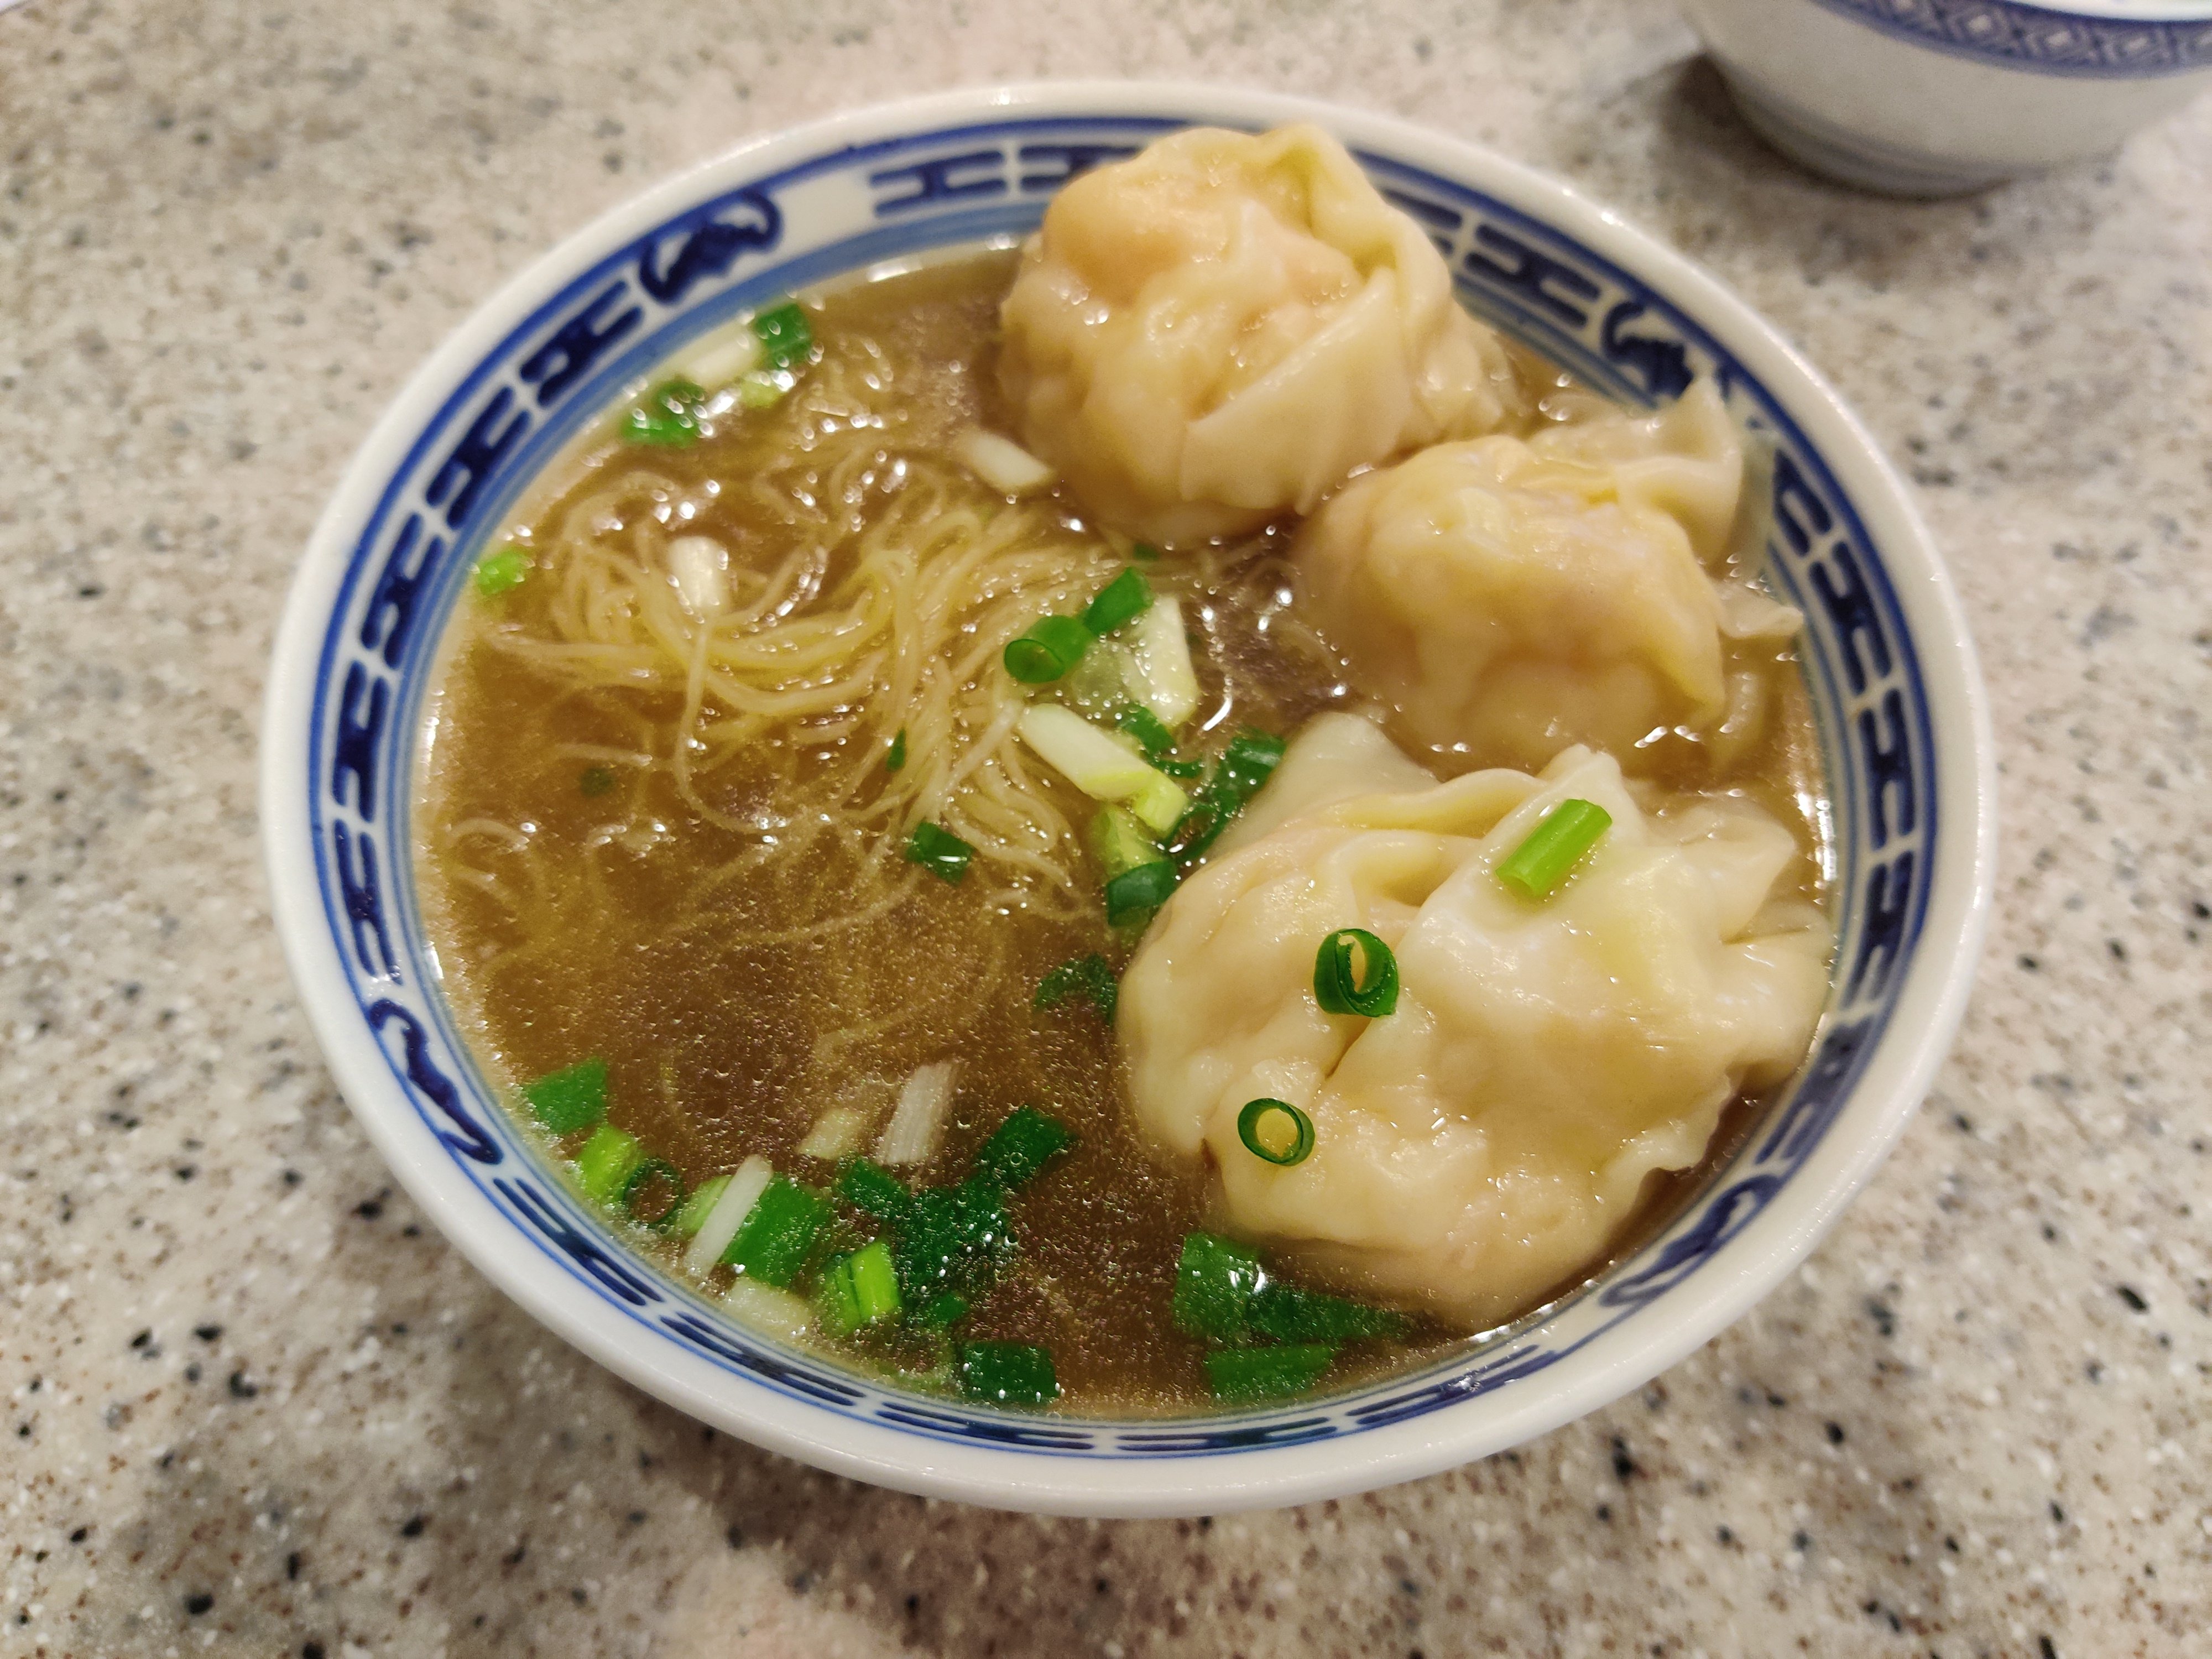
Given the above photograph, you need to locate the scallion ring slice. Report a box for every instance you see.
[1003,614,1091,684]
[1237,1098,1315,1167]
[1312,927,1399,1018]
[620,1158,686,1229]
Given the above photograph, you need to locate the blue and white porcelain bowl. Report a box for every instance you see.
[260,82,1996,1517]
[1681,0,2212,194]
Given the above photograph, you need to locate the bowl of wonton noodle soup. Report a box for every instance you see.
[262,82,1995,1516]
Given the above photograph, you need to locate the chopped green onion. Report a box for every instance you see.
[847,1238,901,1324]
[1128,771,1190,835]
[1171,1232,1269,1343]
[1496,798,1614,900]
[523,1057,608,1134]
[721,1175,830,1287]
[1248,1284,1408,1343]
[621,378,706,447]
[1220,729,1288,792]
[1035,953,1117,1023]
[817,1254,865,1337]
[818,1238,902,1337]
[1126,597,1200,727]
[620,1158,685,1229]
[1237,1098,1316,1167]
[1169,728,1287,868]
[1129,542,1161,562]
[836,1156,913,1226]
[918,1291,971,1328]
[971,1106,1076,1191]
[737,368,791,409]
[473,545,529,598]
[1082,568,1153,637]
[576,1124,645,1204]
[894,1179,1014,1300]
[904,822,974,885]
[1203,1342,1337,1402]
[1087,805,1161,880]
[1003,614,1092,684]
[1312,928,1400,1018]
[750,301,814,370]
[1104,859,1178,927]
[1019,705,1178,815]
[1115,705,1202,777]
[578,765,616,797]
[685,1155,771,1275]
[884,729,907,773]
[959,1340,1059,1407]
[1115,703,1176,757]
[670,1173,731,1239]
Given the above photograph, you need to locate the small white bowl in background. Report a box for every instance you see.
[1681,0,2212,194]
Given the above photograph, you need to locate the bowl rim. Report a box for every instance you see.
[260,78,1999,1516]
[1791,0,2212,79]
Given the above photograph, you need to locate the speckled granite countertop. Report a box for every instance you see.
[3,1,2208,1653]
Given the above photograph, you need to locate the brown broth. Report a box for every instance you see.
[416,251,1828,1416]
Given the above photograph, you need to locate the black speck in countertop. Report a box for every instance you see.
[2117,1285,2147,1312]
[1610,1434,1640,1480]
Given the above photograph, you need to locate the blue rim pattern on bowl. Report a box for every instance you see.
[1809,0,2212,77]
[297,111,1940,1464]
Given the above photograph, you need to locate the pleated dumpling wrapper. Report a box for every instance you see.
[1120,713,1830,1327]
[1294,379,1804,772]
[998,124,1525,547]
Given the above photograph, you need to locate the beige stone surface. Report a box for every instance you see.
[2,1,2207,1655]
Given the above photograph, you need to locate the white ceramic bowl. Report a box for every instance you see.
[1681,0,2212,194]
[261,81,1996,1517]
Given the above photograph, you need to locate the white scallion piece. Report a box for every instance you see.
[1715,581,1804,641]
[875,1061,957,1166]
[684,1154,771,1276]
[681,326,764,390]
[723,1275,815,1341]
[1017,704,1188,831]
[1127,596,1201,727]
[667,534,731,618]
[954,428,1057,497]
[1127,772,1188,836]
[797,1104,868,1162]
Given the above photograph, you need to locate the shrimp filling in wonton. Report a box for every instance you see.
[998,123,1526,547]
[1293,380,1804,773]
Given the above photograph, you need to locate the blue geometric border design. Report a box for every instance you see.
[296,112,1940,1457]
[1809,0,2212,77]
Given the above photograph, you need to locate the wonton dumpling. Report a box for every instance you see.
[1120,716,1829,1326]
[1294,379,1802,771]
[998,124,1525,546]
